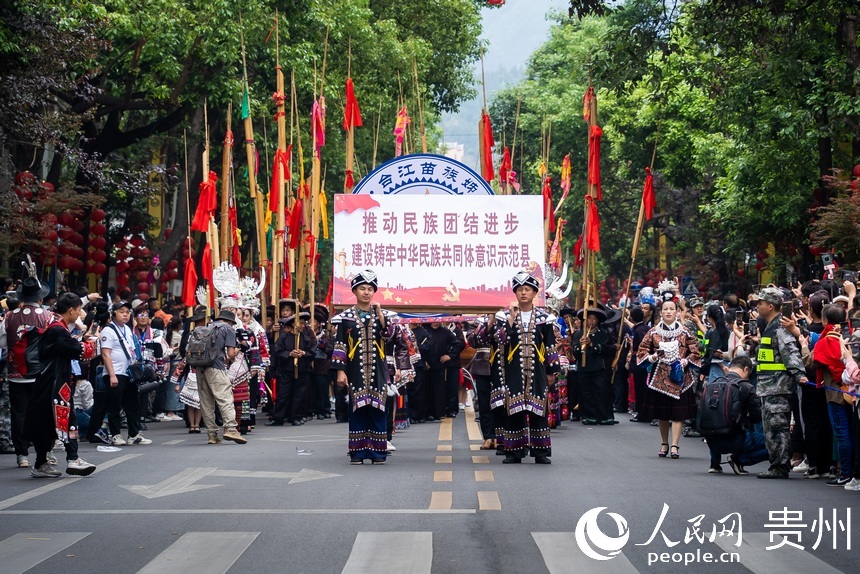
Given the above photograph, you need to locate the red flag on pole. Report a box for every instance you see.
[499,146,511,189]
[642,167,657,220]
[269,146,292,212]
[480,111,495,182]
[181,257,198,308]
[588,126,603,200]
[191,172,219,232]
[200,243,214,307]
[281,273,291,299]
[573,235,584,270]
[343,78,363,131]
[288,198,303,249]
[585,196,601,252]
[542,178,555,232]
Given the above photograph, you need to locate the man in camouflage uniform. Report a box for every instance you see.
[754,288,809,479]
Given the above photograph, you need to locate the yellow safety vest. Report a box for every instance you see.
[756,336,786,372]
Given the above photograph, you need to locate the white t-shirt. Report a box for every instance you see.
[101,322,136,375]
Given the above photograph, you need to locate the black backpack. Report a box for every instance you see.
[186,324,225,368]
[696,376,742,436]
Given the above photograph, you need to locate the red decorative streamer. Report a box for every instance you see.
[588,125,603,200]
[181,257,198,308]
[343,78,363,131]
[585,196,601,252]
[642,166,656,220]
[480,111,495,182]
[191,171,218,232]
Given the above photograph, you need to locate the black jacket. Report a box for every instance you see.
[424,325,464,370]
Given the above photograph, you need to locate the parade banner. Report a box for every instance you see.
[351,153,495,195]
[333,194,545,309]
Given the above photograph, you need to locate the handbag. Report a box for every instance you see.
[107,323,159,392]
[94,365,109,393]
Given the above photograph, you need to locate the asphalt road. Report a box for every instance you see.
[0,407,855,574]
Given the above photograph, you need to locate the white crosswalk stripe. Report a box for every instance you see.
[341,532,433,574]
[713,532,844,574]
[0,532,90,574]
[136,532,259,574]
[532,532,638,574]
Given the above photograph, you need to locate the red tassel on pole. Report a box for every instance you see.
[642,167,657,220]
[181,257,198,308]
[191,172,219,232]
[542,178,555,232]
[585,196,601,252]
[343,78,363,131]
[288,198,303,249]
[573,235,584,270]
[588,125,603,200]
[480,112,495,182]
[269,146,292,212]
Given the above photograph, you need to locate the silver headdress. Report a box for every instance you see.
[212,262,266,311]
[544,261,573,312]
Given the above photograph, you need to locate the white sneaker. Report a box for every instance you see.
[386,441,396,452]
[791,460,809,474]
[110,435,127,446]
[465,402,472,408]
[168,414,184,421]
[16,455,30,468]
[30,462,62,478]
[458,403,466,411]
[66,458,97,476]
[45,451,58,465]
[844,477,860,491]
[127,434,152,445]
[155,413,169,421]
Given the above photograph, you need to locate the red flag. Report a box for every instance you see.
[588,125,603,200]
[344,170,355,191]
[232,242,241,269]
[343,78,363,131]
[542,178,555,232]
[181,257,198,308]
[480,111,495,182]
[573,235,584,270]
[324,277,333,308]
[642,166,657,220]
[499,147,511,189]
[281,273,291,299]
[191,171,218,232]
[585,196,600,252]
[288,198,303,249]
[269,146,292,211]
[201,243,213,283]
[312,99,325,150]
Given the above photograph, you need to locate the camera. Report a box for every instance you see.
[842,270,857,284]
[821,253,834,267]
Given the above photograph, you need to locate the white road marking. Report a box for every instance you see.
[532,532,638,574]
[0,532,89,574]
[714,532,844,574]
[341,532,432,574]
[121,467,219,499]
[137,532,259,574]
[0,454,140,511]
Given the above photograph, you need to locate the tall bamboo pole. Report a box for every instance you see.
[240,23,268,329]
[220,102,233,263]
[272,11,288,306]
[579,85,599,365]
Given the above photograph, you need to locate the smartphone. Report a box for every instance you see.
[743,322,750,335]
[748,321,758,337]
[842,323,852,339]
[780,303,793,317]
[851,318,860,330]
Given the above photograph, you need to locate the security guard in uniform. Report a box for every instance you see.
[754,288,809,479]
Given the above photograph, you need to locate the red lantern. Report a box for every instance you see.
[91,208,105,222]
[92,262,107,275]
[137,282,150,293]
[90,222,107,236]
[159,282,169,294]
[755,262,765,271]
[140,247,151,258]
[136,293,150,302]
[136,271,149,282]
[851,179,859,192]
[15,171,36,186]
[71,219,84,232]
[115,260,129,273]
[853,164,860,178]
[43,213,57,226]
[58,213,74,227]
[167,259,178,269]
[115,249,130,260]
[91,249,106,262]
[90,236,107,249]
[58,226,73,240]
[71,259,84,272]
[44,229,58,242]
[130,236,144,248]
[70,233,83,246]
[116,273,129,286]
[58,256,72,269]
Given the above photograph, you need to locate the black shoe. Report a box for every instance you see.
[291,421,302,426]
[629,415,641,422]
[535,456,551,464]
[826,476,851,487]
[496,446,506,456]
[323,413,331,419]
[598,419,617,425]
[727,455,748,475]
[502,455,521,464]
[426,417,439,422]
[581,419,598,425]
[138,423,148,431]
[265,420,284,426]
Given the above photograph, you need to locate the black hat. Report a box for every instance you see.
[351,269,378,292]
[188,305,207,322]
[279,310,310,327]
[306,303,329,323]
[15,276,50,303]
[512,271,540,293]
[559,306,576,318]
[215,309,237,324]
[279,298,297,313]
[111,300,132,313]
[576,307,607,323]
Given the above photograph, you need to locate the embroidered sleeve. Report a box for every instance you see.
[636,331,656,366]
[331,321,349,370]
[543,323,560,374]
[683,331,702,367]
